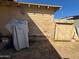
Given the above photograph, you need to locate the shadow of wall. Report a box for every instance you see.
[0,5,61,59]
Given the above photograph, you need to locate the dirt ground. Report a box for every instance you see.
[0,40,61,59]
[53,42,79,59]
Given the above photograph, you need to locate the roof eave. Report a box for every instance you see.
[17,2,61,11]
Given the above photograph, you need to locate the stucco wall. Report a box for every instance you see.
[55,23,74,41]
[54,20,79,41]
[0,5,55,41]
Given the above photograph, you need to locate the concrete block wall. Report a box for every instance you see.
[0,5,55,42]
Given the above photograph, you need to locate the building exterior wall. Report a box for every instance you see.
[0,5,55,41]
[54,20,79,41]
[55,23,74,41]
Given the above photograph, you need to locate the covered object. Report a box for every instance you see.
[5,19,29,50]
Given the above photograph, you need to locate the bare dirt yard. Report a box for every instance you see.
[0,40,61,59]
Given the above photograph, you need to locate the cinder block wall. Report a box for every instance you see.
[0,5,55,41]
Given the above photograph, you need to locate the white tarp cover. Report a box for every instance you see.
[5,19,29,51]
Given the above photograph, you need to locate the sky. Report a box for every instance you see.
[17,0,79,19]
